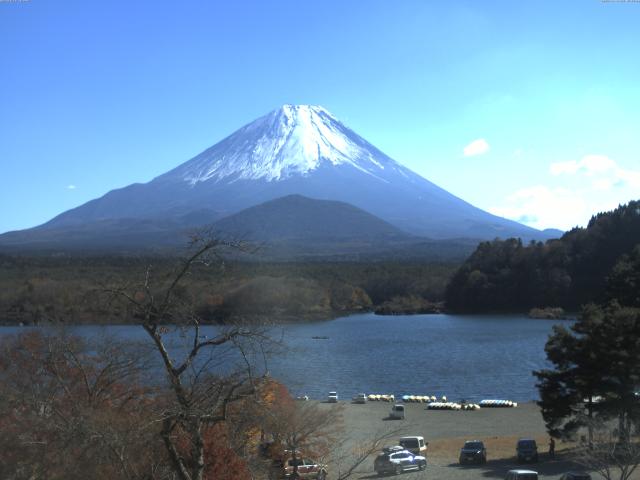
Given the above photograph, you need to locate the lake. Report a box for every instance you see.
[0,313,563,402]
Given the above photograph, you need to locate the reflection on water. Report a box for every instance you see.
[0,313,563,402]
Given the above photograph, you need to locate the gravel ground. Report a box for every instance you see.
[310,400,638,480]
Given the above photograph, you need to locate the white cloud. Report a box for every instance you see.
[592,178,613,191]
[490,154,639,231]
[489,186,588,231]
[617,168,640,188]
[463,138,490,157]
[550,154,640,188]
[66,184,77,190]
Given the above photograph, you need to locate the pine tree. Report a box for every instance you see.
[534,303,640,441]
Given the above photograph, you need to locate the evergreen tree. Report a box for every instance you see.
[445,200,640,312]
[535,303,640,441]
[606,245,640,308]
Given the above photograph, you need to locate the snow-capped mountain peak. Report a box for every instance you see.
[6,103,555,245]
[169,104,395,184]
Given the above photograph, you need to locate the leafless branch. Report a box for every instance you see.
[574,422,640,480]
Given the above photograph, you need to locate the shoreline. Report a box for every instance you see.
[0,309,576,327]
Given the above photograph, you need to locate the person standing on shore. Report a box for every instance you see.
[549,437,555,459]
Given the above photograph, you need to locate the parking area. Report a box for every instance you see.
[312,401,629,480]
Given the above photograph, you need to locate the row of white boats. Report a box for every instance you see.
[401,395,446,403]
[365,394,518,410]
[427,402,481,410]
[367,394,396,402]
[479,399,519,408]
[297,392,520,410]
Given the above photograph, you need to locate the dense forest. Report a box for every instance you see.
[445,200,640,312]
[6,201,638,323]
[0,254,457,325]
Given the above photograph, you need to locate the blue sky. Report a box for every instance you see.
[1,0,639,234]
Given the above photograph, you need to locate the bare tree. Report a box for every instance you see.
[107,233,275,480]
[575,421,640,480]
[332,427,407,480]
[259,397,341,479]
[257,391,411,480]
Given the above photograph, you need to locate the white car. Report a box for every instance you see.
[283,457,328,479]
[374,448,426,475]
[352,393,367,404]
[506,470,538,480]
[399,436,427,455]
[270,456,328,480]
[327,391,338,403]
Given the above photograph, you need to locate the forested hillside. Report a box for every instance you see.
[0,256,457,325]
[445,200,640,312]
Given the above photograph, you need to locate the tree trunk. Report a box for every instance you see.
[588,396,594,447]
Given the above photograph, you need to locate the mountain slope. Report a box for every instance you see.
[0,195,478,260]
[1,104,557,250]
[213,194,407,241]
[210,195,480,260]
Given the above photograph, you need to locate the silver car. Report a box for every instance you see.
[352,393,367,404]
[374,449,426,475]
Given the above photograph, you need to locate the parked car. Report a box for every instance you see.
[559,473,592,480]
[382,446,405,454]
[374,449,426,475]
[399,436,428,455]
[389,404,405,419]
[327,391,338,403]
[516,438,538,463]
[352,393,367,404]
[506,470,538,480]
[273,457,327,479]
[459,440,486,464]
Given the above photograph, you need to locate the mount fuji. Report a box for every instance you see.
[0,104,557,252]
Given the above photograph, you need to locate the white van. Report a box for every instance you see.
[389,404,405,419]
[506,470,538,480]
[399,436,427,455]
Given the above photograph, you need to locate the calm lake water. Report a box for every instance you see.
[0,313,564,402]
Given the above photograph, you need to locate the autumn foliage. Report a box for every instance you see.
[0,331,294,480]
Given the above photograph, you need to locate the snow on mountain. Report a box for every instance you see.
[166,104,402,184]
[1,104,560,246]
